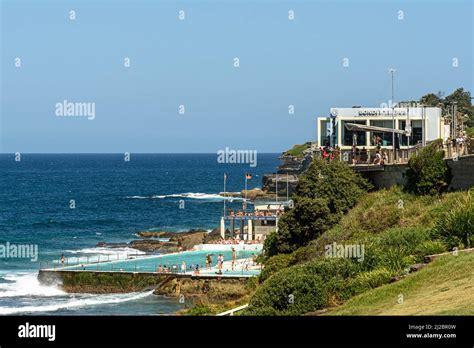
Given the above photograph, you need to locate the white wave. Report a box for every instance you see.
[65,247,146,256]
[0,273,65,298]
[126,192,243,201]
[0,290,154,315]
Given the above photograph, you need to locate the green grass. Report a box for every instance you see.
[322,251,474,315]
[251,187,473,316]
[284,143,311,158]
[259,187,470,280]
[306,187,468,257]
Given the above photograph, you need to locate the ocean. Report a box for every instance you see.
[0,153,280,315]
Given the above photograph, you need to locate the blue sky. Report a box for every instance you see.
[1,0,472,153]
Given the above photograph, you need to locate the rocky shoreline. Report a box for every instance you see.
[96,228,223,254]
[94,147,314,255]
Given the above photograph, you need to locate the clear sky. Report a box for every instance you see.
[1,0,472,153]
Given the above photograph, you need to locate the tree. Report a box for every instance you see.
[405,139,452,195]
[417,88,474,127]
[265,159,372,256]
[420,93,443,107]
[444,88,474,127]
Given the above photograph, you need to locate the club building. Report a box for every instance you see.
[317,106,446,150]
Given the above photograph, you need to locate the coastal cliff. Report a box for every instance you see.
[261,142,316,196]
[97,228,223,254]
[38,270,254,315]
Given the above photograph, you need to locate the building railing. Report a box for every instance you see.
[216,304,249,316]
[329,139,470,167]
[39,252,158,271]
[39,254,261,277]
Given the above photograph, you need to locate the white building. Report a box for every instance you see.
[317,106,446,150]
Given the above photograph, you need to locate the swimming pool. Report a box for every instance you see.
[62,248,261,275]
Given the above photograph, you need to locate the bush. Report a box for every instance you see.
[405,139,452,195]
[244,265,329,316]
[266,159,372,256]
[185,305,213,316]
[245,276,259,292]
[362,227,431,271]
[431,191,474,249]
[259,253,294,282]
[291,245,316,264]
[377,248,416,273]
[414,240,447,257]
[294,159,372,212]
[262,231,281,257]
[245,258,362,316]
[352,268,394,291]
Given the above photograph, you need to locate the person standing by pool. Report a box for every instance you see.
[217,254,224,274]
[231,247,237,271]
[216,254,221,274]
[206,254,212,270]
[181,261,186,274]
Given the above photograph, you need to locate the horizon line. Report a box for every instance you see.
[0,152,282,155]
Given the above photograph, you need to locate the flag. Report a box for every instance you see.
[224,173,227,181]
[245,173,252,180]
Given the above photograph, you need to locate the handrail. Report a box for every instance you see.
[216,304,249,316]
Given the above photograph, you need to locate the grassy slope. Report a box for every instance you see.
[284,143,311,158]
[252,187,472,315]
[323,252,474,315]
[302,187,467,260]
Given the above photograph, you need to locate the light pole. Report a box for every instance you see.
[419,103,426,146]
[388,68,397,160]
[453,101,458,138]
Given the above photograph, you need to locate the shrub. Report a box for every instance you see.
[262,231,281,257]
[352,267,394,291]
[294,159,372,212]
[186,305,213,316]
[244,265,329,316]
[265,159,372,256]
[259,253,294,282]
[377,248,416,273]
[291,245,316,264]
[431,191,474,249]
[245,276,259,292]
[414,240,447,257]
[362,227,431,271]
[245,258,362,316]
[405,139,452,195]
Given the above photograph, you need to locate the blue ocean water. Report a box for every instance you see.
[0,153,280,315]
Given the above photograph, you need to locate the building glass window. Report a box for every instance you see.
[370,120,394,146]
[342,120,366,146]
[399,120,423,146]
[319,120,331,147]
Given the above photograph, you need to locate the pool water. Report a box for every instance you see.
[64,248,261,274]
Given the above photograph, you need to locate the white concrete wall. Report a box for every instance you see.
[193,244,263,252]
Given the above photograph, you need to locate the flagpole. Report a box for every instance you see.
[223,173,226,218]
[275,173,278,203]
[286,172,289,203]
[245,175,248,210]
